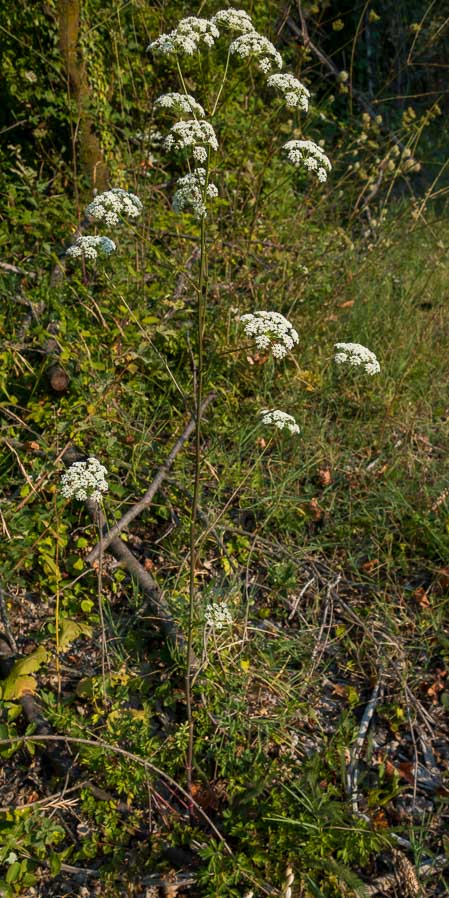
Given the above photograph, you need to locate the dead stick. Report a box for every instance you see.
[90,497,184,651]
[86,392,215,564]
[62,446,186,649]
[0,260,36,278]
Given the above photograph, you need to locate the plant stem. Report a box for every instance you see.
[185,198,208,798]
[96,503,109,705]
[54,493,61,701]
[211,46,231,116]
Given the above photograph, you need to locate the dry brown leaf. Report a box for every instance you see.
[361,558,380,573]
[413,586,430,608]
[318,467,332,487]
[308,498,323,521]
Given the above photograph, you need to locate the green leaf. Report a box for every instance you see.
[6,862,21,883]
[49,854,61,875]
[2,675,37,701]
[7,646,48,677]
[1,644,47,699]
[58,618,92,651]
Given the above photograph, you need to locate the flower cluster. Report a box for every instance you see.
[172,169,218,219]
[205,602,233,630]
[211,9,255,33]
[283,140,331,182]
[260,410,300,435]
[164,119,218,163]
[154,92,205,118]
[334,342,380,375]
[229,32,283,74]
[148,17,219,56]
[65,236,116,261]
[267,74,310,112]
[61,457,109,503]
[85,189,143,227]
[240,310,299,359]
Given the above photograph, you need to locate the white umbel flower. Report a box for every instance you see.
[164,120,218,155]
[172,169,218,219]
[85,189,143,226]
[334,342,380,375]
[205,602,233,630]
[148,17,219,55]
[240,310,299,359]
[211,9,255,33]
[65,236,116,261]
[283,140,331,182]
[267,73,310,111]
[229,32,283,74]
[260,410,300,435]
[61,457,109,503]
[154,92,205,118]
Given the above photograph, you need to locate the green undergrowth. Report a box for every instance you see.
[1,197,449,895]
[1,5,449,890]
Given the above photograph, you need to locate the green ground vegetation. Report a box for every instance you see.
[1,2,449,897]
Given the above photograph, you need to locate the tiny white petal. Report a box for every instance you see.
[61,457,109,503]
[333,342,380,375]
[283,140,331,181]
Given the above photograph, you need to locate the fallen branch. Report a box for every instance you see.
[85,392,216,564]
[62,447,187,652]
[58,863,197,891]
[0,260,36,278]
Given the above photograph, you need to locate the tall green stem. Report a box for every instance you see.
[185,198,208,797]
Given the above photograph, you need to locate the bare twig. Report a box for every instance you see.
[62,447,186,652]
[86,392,216,564]
[347,676,383,814]
[0,260,36,278]
[286,8,406,151]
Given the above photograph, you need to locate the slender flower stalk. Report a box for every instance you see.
[185,155,210,797]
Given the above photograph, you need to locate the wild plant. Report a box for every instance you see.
[61,8,380,805]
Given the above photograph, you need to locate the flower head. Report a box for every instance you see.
[267,73,310,112]
[172,169,218,219]
[260,410,300,435]
[283,140,331,182]
[154,92,205,118]
[333,342,380,375]
[148,17,219,56]
[229,32,283,74]
[205,602,233,630]
[240,310,298,359]
[164,119,218,156]
[211,9,255,33]
[85,189,143,226]
[61,457,109,503]
[65,236,116,262]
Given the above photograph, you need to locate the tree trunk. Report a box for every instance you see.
[57,0,109,192]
